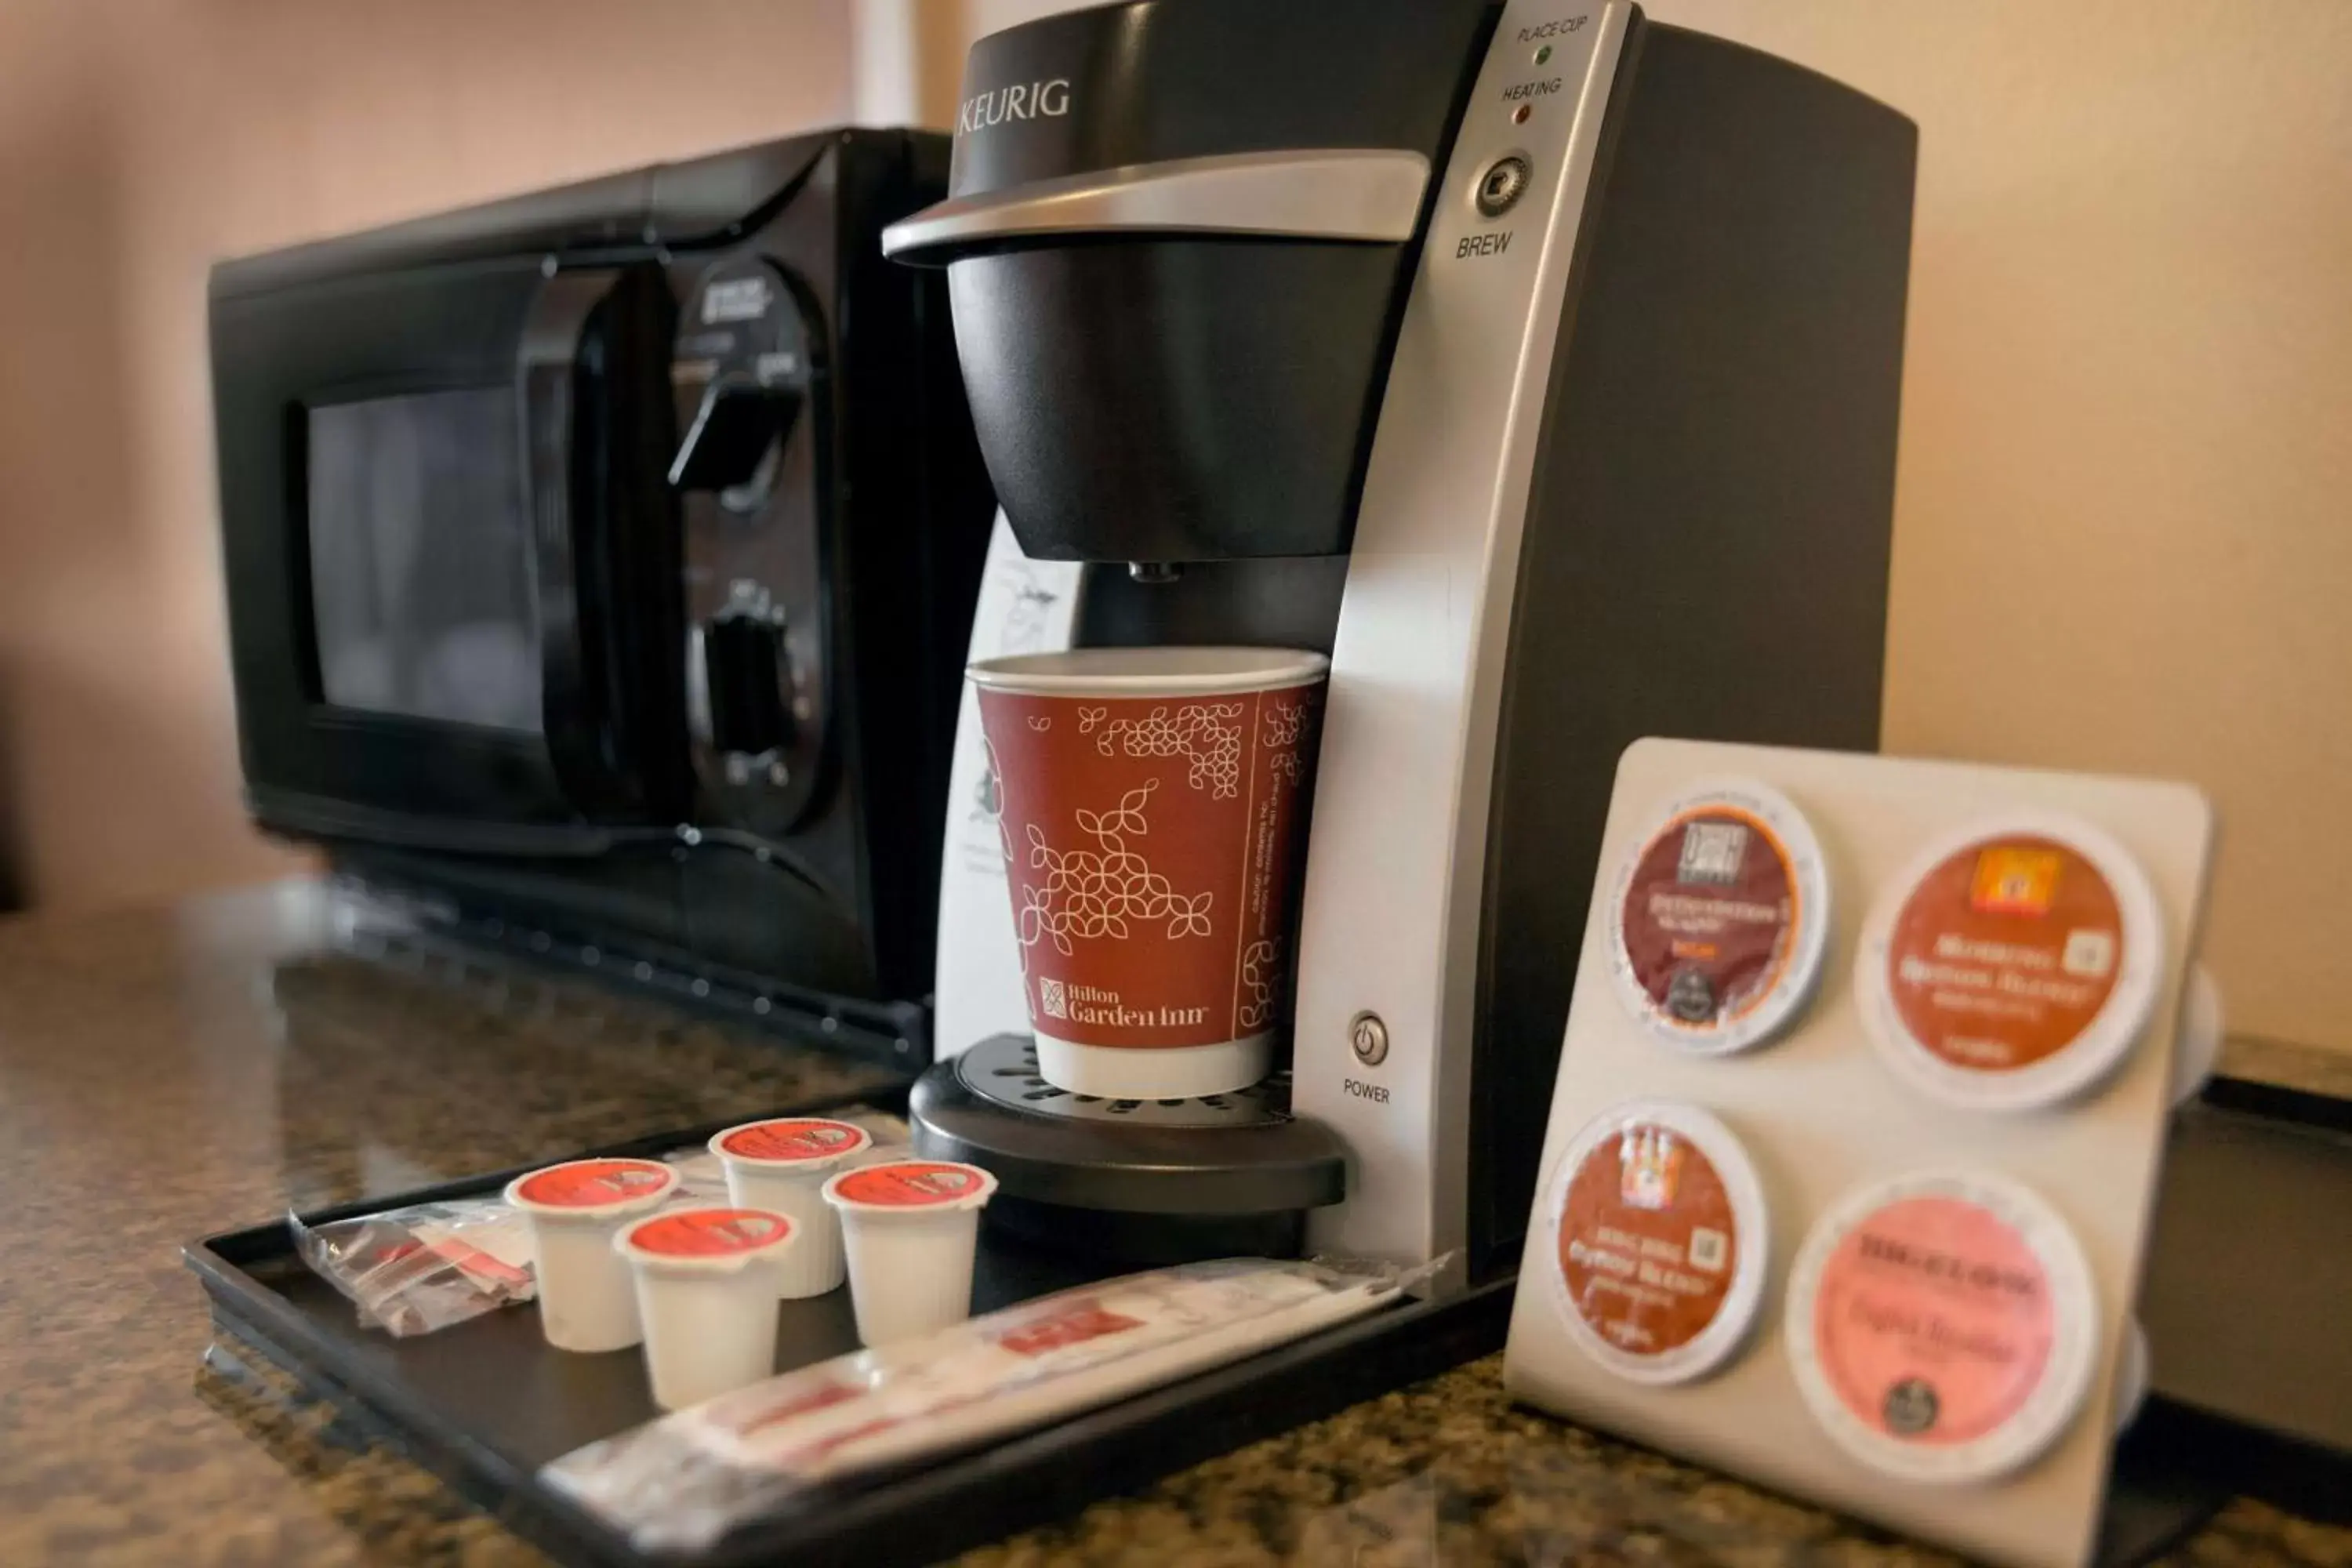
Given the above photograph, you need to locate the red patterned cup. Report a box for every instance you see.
[969,648,1328,1098]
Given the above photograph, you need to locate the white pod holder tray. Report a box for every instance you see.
[1505,739,2216,1568]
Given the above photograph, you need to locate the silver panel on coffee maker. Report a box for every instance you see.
[1292,3,1633,1276]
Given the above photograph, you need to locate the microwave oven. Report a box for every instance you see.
[210,129,996,1059]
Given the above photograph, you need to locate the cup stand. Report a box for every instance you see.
[908,1033,1348,1265]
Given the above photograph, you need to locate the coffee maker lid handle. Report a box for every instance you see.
[879,148,1429,265]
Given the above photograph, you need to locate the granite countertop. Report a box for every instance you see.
[0,879,2343,1566]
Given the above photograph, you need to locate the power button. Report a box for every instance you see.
[1474,154,1532,219]
[1348,1011,1390,1065]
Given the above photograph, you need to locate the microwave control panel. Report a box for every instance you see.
[672,256,829,837]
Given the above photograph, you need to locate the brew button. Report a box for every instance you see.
[1349,1011,1390,1066]
[1475,154,1531,218]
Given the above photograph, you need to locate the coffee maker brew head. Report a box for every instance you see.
[883,0,1496,566]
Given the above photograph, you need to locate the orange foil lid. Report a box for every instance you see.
[716,1119,871,1164]
[1545,1101,1767,1385]
[826,1160,997,1211]
[1607,780,1830,1055]
[510,1159,677,1212]
[1860,815,2163,1110]
[1786,1171,2098,1483]
[624,1208,793,1259]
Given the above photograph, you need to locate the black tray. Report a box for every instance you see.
[185,1102,1514,1568]
[187,1103,2294,1568]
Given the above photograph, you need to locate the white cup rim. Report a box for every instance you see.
[707,1117,874,1173]
[822,1160,1000,1217]
[613,1206,797,1275]
[968,646,1328,697]
[503,1158,680,1222]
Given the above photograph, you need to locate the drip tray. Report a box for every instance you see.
[947,1033,1294,1127]
[186,1098,1509,1568]
[909,1035,1348,1261]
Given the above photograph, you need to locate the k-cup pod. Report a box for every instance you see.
[1606,778,1831,1054]
[967,647,1328,1098]
[2173,964,2223,1109]
[1544,1099,1769,1385]
[822,1160,999,1347]
[1785,1169,2100,1484]
[613,1207,796,1410]
[1856,812,2165,1112]
[504,1158,681,1352]
[710,1117,873,1298]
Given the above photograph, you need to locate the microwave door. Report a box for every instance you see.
[518,262,691,823]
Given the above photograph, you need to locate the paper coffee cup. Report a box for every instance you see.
[968,646,1328,1098]
[710,1117,872,1298]
[504,1158,681,1353]
[613,1207,796,1410]
[822,1160,997,1347]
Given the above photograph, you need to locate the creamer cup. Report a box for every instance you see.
[710,1117,873,1298]
[822,1160,999,1346]
[503,1158,680,1353]
[613,1207,797,1410]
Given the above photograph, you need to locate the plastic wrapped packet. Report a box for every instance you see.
[291,1195,537,1338]
[543,1255,1436,1555]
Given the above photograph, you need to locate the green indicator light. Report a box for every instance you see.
[1536,44,1553,64]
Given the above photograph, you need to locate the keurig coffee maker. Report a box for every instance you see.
[892,0,1915,1281]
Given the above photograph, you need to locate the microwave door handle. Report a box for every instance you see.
[685,621,714,750]
[519,266,630,815]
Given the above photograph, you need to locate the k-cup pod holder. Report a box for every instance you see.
[1506,739,2216,1568]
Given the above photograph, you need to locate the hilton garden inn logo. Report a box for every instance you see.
[1035,981,1207,1029]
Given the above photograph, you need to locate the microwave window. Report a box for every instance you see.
[306,388,541,734]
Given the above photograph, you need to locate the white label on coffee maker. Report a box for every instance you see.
[931,515,1084,1061]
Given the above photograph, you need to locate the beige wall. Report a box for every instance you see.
[924,1,2352,1054]
[0,0,853,913]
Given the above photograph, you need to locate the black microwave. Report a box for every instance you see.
[210,129,996,1059]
